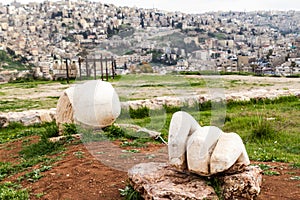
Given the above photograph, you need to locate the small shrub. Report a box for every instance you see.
[163,104,181,114]
[0,162,14,181]
[42,122,59,138]
[6,122,24,129]
[250,115,276,140]
[198,100,212,111]
[206,177,223,199]
[0,182,29,200]
[103,124,125,138]
[290,163,300,169]
[119,185,142,200]
[63,123,78,136]
[263,170,280,176]
[257,164,272,170]
[129,106,149,119]
[20,137,63,159]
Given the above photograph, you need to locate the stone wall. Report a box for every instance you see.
[1,88,299,127]
[0,109,56,127]
[122,88,300,110]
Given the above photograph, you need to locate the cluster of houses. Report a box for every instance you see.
[0,0,299,79]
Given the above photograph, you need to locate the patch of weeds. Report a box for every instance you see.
[259,83,274,87]
[121,149,140,153]
[6,122,24,129]
[0,122,56,144]
[63,123,78,136]
[0,182,29,200]
[103,124,126,138]
[119,185,142,200]
[47,96,59,99]
[163,104,181,114]
[286,171,296,175]
[24,169,43,182]
[22,138,32,146]
[73,151,84,158]
[251,148,286,162]
[290,176,300,180]
[121,137,154,148]
[35,192,46,199]
[19,137,64,159]
[257,163,272,170]
[129,106,150,119]
[290,163,300,169]
[42,122,59,138]
[263,170,280,176]
[198,100,212,111]
[24,165,52,182]
[121,141,145,148]
[0,162,14,181]
[206,177,223,199]
[250,114,276,141]
[80,130,107,143]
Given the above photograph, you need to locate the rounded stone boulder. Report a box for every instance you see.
[73,80,121,128]
[56,80,121,132]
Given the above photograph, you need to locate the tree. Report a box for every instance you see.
[140,18,145,28]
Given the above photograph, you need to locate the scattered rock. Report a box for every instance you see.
[128,162,218,200]
[121,89,300,110]
[0,109,56,127]
[0,116,8,127]
[128,163,262,200]
[220,165,263,200]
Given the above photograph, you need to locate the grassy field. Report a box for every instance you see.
[115,95,300,164]
[0,74,299,199]
[0,74,298,111]
[0,74,299,164]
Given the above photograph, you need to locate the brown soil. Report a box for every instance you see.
[0,138,299,200]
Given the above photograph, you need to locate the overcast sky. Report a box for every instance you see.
[5,0,300,13]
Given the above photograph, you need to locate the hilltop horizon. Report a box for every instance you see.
[4,0,300,14]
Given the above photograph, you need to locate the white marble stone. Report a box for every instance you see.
[210,132,250,174]
[73,80,121,128]
[187,126,222,175]
[168,111,201,170]
[168,111,250,176]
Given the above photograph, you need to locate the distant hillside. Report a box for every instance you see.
[0,50,31,71]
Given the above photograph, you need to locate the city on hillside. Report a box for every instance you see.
[0,0,299,81]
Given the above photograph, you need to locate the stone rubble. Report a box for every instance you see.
[1,88,299,127]
[121,88,300,110]
[0,109,56,127]
[128,162,218,200]
[220,165,263,200]
[128,162,262,200]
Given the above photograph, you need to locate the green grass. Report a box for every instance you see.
[0,122,58,144]
[116,96,300,164]
[119,185,142,200]
[0,98,58,112]
[0,50,30,71]
[0,182,29,200]
[0,122,63,184]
